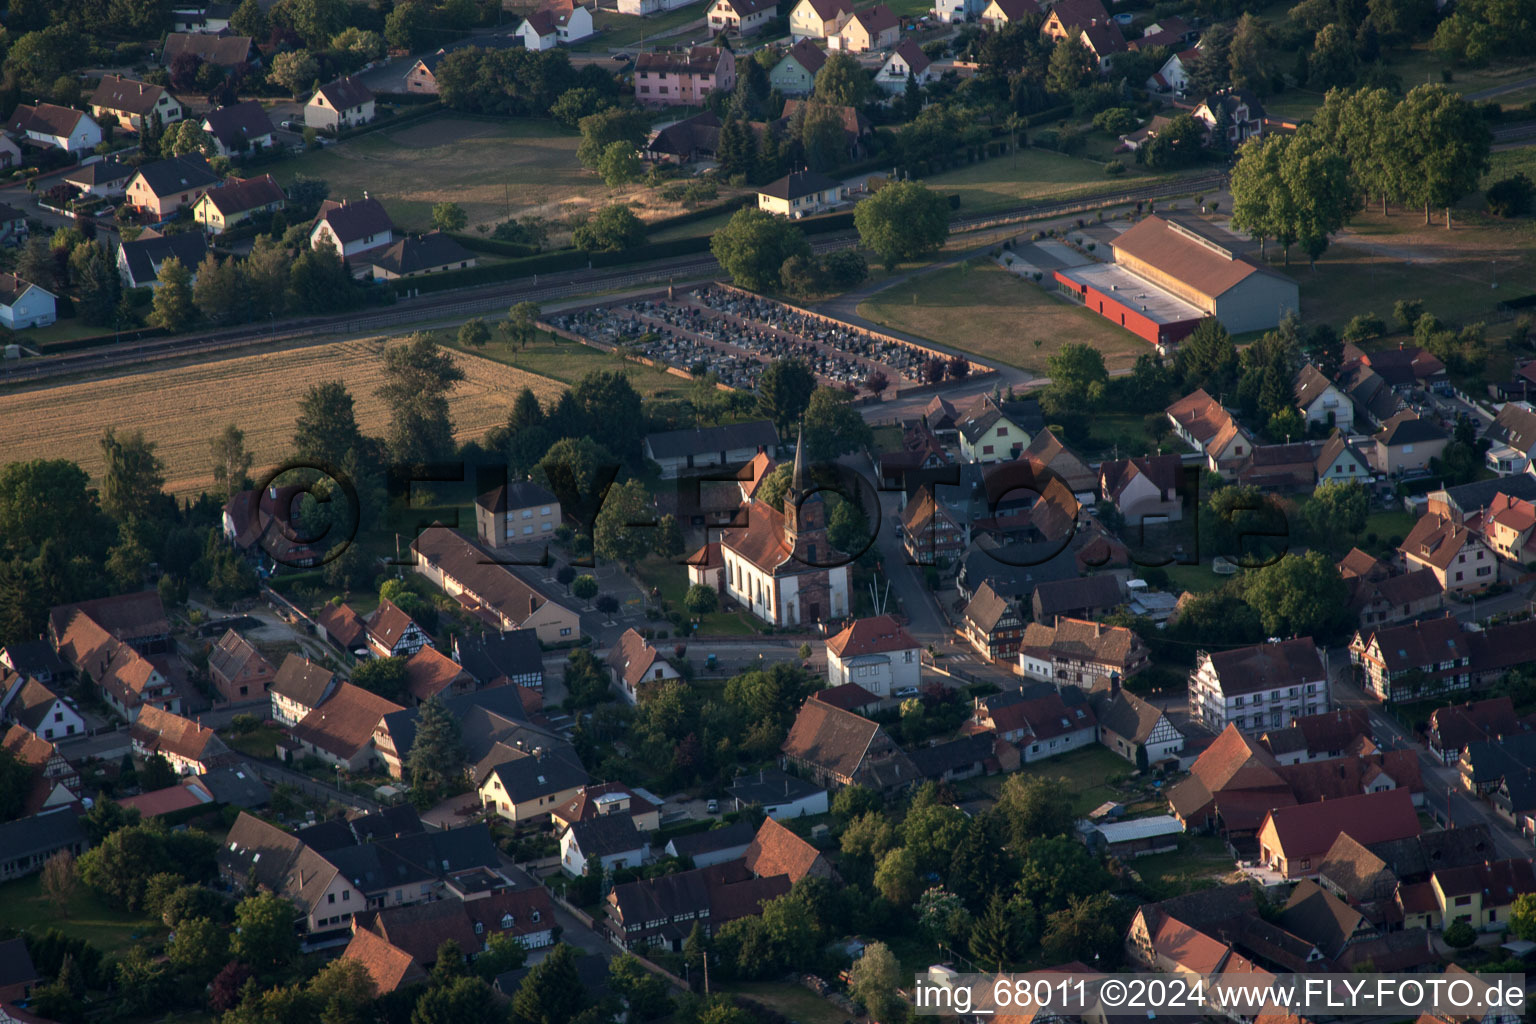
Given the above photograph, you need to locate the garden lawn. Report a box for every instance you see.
[1129,835,1236,896]
[1161,562,1228,595]
[633,555,759,635]
[0,873,166,955]
[271,116,720,235]
[1013,744,1131,816]
[445,331,698,401]
[223,723,285,760]
[726,982,851,1024]
[857,260,1153,374]
[578,7,708,49]
[921,149,1180,215]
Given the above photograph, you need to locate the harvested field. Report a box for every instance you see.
[0,338,565,498]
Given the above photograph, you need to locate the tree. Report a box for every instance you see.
[854,181,949,270]
[1228,12,1273,91]
[72,241,121,327]
[231,892,299,974]
[475,932,528,981]
[813,52,872,107]
[1304,479,1369,540]
[351,656,409,703]
[1047,30,1094,94]
[803,387,872,460]
[609,955,672,1021]
[168,119,216,157]
[577,107,649,168]
[572,574,599,601]
[308,956,377,1024]
[511,944,584,1024]
[414,976,499,1024]
[996,774,1075,843]
[377,333,465,465]
[848,941,900,1021]
[594,478,654,564]
[332,27,387,62]
[140,753,177,791]
[193,252,246,324]
[289,0,348,46]
[1510,892,1536,941]
[1443,919,1477,950]
[1141,112,1207,169]
[431,202,468,232]
[1307,24,1358,88]
[653,514,685,558]
[799,103,847,172]
[167,916,228,978]
[598,140,642,186]
[209,424,254,500]
[406,696,466,807]
[506,301,542,349]
[536,436,617,527]
[290,246,357,314]
[1486,173,1536,217]
[874,847,920,904]
[1042,892,1124,965]
[572,204,645,252]
[1242,550,1354,641]
[269,50,321,95]
[454,318,491,350]
[150,256,195,332]
[711,207,810,291]
[756,359,816,435]
[293,381,363,465]
[99,427,166,525]
[1044,342,1109,411]
[684,583,718,617]
[40,850,78,914]
[1394,83,1492,228]
[1280,125,1355,267]
[116,946,174,1016]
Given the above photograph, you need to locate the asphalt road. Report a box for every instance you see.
[1330,662,1531,860]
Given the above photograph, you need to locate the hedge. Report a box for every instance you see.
[451,234,541,257]
[1023,103,1075,128]
[388,235,714,295]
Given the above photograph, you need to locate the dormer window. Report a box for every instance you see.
[501,913,514,929]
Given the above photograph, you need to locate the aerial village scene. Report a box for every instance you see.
[3,0,1536,1020]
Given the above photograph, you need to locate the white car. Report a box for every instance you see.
[895,687,920,698]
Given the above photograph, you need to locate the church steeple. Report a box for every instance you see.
[784,425,824,548]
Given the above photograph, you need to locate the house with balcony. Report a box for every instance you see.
[1484,403,1536,476]
[634,46,736,106]
[1188,638,1328,735]
[824,615,919,697]
[1294,364,1354,433]
[1018,616,1148,689]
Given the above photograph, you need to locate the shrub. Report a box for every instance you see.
[1487,173,1535,218]
[1105,159,1126,176]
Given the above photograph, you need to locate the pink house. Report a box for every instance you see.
[634,46,737,105]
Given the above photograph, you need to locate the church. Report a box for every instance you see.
[688,434,851,628]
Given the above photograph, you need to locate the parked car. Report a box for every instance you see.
[706,799,719,814]
[895,687,920,698]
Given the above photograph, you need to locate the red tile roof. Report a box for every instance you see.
[1261,788,1419,862]
[826,615,918,659]
[342,926,426,995]
[744,816,830,883]
[290,683,404,760]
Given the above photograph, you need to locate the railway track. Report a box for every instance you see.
[1,171,1228,387]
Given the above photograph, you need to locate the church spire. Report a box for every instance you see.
[792,423,809,494]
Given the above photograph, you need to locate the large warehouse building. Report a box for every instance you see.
[1054,215,1300,348]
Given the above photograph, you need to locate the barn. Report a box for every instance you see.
[1054,215,1300,345]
